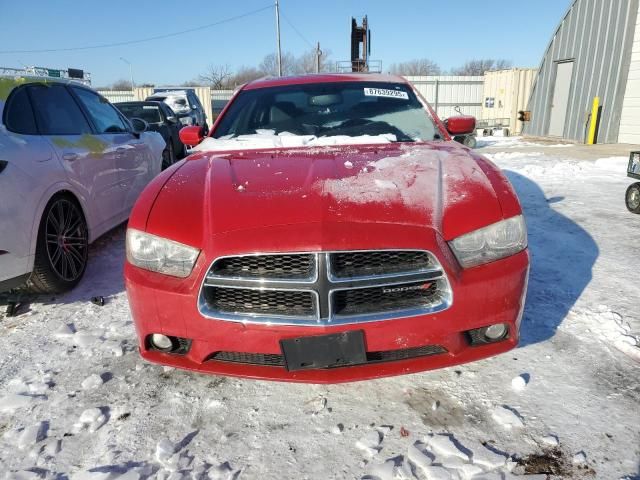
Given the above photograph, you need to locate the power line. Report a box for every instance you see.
[281,12,314,49]
[0,5,274,54]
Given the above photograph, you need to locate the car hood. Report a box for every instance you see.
[146,143,509,247]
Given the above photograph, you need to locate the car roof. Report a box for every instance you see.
[0,75,92,96]
[0,76,94,117]
[242,73,409,91]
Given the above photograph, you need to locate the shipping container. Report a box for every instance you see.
[481,69,537,135]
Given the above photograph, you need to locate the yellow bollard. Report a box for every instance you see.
[587,96,600,145]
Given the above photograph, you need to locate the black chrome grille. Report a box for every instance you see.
[200,250,450,325]
[203,287,316,317]
[206,344,447,368]
[211,254,315,280]
[332,281,440,317]
[330,251,431,278]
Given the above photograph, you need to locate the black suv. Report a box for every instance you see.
[116,101,185,169]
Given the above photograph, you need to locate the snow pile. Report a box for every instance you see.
[74,408,107,433]
[511,374,529,391]
[0,394,40,413]
[355,429,383,457]
[491,405,525,429]
[193,129,396,152]
[541,434,560,447]
[81,373,104,390]
[364,433,520,479]
[567,306,640,361]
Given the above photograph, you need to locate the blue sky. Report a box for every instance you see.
[0,0,570,87]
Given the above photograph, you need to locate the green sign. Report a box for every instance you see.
[47,69,61,78]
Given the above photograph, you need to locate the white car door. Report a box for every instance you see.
[0,85,60,284]
[71,87,160,215]
[28,83,122,237]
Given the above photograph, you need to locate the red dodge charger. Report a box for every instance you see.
[124,74,529,383]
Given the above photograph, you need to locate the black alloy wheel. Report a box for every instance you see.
[28,196,89,293]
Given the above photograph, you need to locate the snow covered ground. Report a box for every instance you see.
[0,137,639,479]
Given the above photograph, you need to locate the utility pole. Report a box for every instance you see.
[119,57,134,89]
[315,42,322,74]
[275,0,282,76]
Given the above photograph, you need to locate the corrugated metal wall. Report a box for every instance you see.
[619,5,640,144]
[525,0,639,143]
[405,76,484,119]
[97,90,135,103]
[481,69,537,134]
[211,89,235,117]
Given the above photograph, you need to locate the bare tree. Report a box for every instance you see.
[495,59,513,70]
[228,66,264,87]
[259,52,297,76]
[180,80,201,87]
[451,59,512,76]
[294,48,333,74]
[388,59,441,76]
[198,64,232,89]
[111,79,132,90]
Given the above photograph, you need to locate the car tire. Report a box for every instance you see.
[27,195,89,294]
[463,135,477,149]
[625,182,640,214]
[162,141,176,170]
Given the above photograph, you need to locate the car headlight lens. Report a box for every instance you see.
[126,229,200,277]
[449,215,527,268]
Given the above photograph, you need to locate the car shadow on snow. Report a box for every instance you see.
[61,224,128,304]
[503,170,599,347]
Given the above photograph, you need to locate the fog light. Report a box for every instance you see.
[150,334,173,352]
[146,334,192,355]
[485,323,508,340]
[466,324,510,346]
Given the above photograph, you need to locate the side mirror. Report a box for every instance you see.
[166,115,178,124]
[130,117,149,138]
[179,125,205,146]
[444,116,476,136]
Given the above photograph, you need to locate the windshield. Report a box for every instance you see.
[118,104,162,124]
[213,82,440,143]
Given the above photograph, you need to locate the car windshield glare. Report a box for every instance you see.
[212,82,440,144]
[119,105,162,124]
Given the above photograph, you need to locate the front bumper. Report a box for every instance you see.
[125,246,529,383]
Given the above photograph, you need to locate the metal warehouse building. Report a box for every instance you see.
[525,0,640,144]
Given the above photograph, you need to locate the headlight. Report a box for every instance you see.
[126,229,200,277]
[449,215,527,268]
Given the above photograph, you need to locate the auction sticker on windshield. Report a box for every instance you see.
[364,87,409,100]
